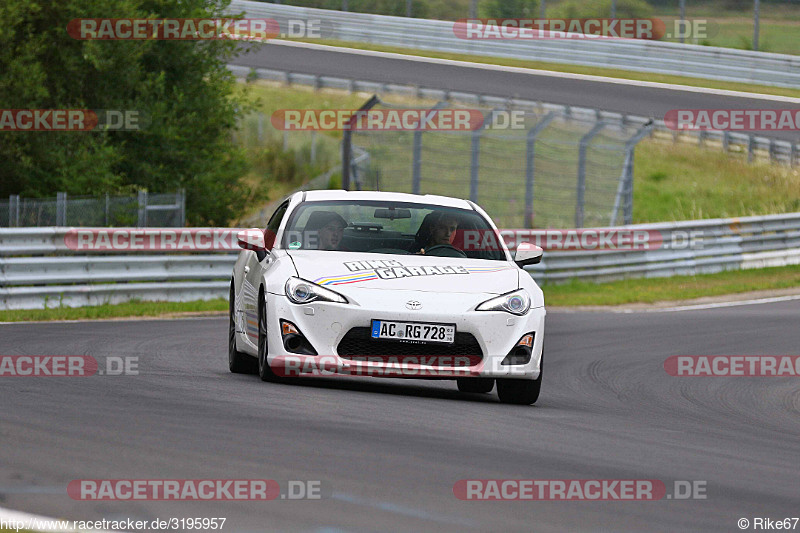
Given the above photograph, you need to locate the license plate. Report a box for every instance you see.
[371,320,455,344]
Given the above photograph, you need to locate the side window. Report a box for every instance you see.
[264,202,289,250]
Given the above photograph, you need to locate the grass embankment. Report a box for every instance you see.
[0,299,227,323]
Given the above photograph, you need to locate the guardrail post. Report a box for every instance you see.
[792,142,798,167]
[769,138,775,163]
[179,189,186,227]
[412,130,422,195]
[8,195,20,227]
[722,131,730,152]
[575,122,606,228]
[342,95,380,191]
[257,113,264,142]
[56,192,67,226]
[470,110,495,203]
[137,190,148,227]
[524,112,555,229]
[105,193,110,226]
[748,135,755,163]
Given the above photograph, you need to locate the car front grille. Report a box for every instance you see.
[337,327,483,365]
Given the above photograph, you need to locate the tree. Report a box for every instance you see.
[0,0,251,225]
[480,0,539,18]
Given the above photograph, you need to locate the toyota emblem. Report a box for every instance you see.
[405,300,422,310]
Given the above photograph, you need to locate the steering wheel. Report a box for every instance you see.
[424,244,467,258]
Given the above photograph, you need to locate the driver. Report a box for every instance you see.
[303,211,348,250]
[411,212,460,255]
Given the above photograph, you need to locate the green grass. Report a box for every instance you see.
[633,140,800,222]
[285,38,800,98]
[542,264,800,306]
[658,16,800,54]
[0,299,227,323]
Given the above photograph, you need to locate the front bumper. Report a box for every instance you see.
[264,289,545,380]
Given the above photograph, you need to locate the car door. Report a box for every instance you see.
[239,201,291,350]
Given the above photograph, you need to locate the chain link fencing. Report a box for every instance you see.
[344,98,652,229]
[1,191,185,228]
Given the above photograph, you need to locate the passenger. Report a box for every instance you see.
[303,211,348,251]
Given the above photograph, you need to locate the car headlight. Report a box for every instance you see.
[285,277,348,304]
[476,289,531,315]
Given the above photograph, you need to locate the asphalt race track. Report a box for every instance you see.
[1,301,798,532]
[231,41,800,143]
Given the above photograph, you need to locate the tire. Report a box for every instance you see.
[496,353,543,405]
[229,284,256,374]
[457,377,494,394]
[257,289,279,382]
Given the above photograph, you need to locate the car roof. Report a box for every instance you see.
[299,190,475,210]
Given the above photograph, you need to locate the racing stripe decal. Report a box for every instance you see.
[314,265,515,286]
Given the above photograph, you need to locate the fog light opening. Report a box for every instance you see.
[279,320,318,355]
[501,332,535,366]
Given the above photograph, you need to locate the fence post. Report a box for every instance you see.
[310,131,317,163]
[575,122,606,228]
[611,120,653,226]
[524,112,555,229]
[412,130,423,195]
[56,192,67,226]
[470,110,495,203]
[342,95,379,191]
[137,190,148,227]
[257,113,264,143]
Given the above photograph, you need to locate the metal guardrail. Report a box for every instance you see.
[228,64,799,166]
[2,214,800,309]
[229,1,800,89]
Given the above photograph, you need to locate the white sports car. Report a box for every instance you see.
[229,190,546,404]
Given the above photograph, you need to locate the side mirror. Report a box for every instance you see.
[237,228,266,252]
[514,242,543,267]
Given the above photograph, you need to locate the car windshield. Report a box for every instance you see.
[281,200,507,261]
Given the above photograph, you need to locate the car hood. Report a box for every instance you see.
[286,251,519,295]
